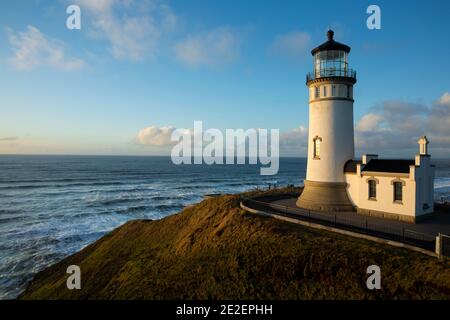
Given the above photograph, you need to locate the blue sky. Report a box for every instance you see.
[0,0,449,157]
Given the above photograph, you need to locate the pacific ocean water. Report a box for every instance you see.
[0,155,449,299]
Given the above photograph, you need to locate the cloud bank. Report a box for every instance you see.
[135,92,450,157]
[281,92,450,157]
[355,92,450,156]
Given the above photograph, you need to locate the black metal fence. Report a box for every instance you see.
[242,198,436,251]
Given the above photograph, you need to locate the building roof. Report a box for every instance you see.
[344,160,362,173]
[361,159,415,174]
[311,30,351,55]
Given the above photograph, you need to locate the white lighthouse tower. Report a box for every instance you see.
[297,30,357,211]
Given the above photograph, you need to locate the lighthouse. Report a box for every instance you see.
[297,30,357,211]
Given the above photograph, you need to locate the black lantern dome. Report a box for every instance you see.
[311,30,351,55]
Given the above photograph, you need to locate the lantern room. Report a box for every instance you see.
[308,30,356,81]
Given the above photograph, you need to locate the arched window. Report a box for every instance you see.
[313,136,322,159]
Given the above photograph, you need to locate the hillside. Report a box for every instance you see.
[20,188,450,299]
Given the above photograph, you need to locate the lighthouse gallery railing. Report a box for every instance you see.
[307,68,356,82]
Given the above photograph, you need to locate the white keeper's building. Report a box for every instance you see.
[296,30,435,223]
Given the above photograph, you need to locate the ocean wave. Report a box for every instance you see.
[435,178,450,190]
[114,205,153,214]
[153,204,184,211]
[0,181,126,191]
[149,194,193,201]
[0,209,21,215]
[112,204,185,215]
[88,197,145,207]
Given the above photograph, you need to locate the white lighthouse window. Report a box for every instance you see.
[332,85,336,96]
[313,137,321,159]
[315,86,320,98]
[323,86,327,97]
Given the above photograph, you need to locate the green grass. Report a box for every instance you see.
[20,187,450,299]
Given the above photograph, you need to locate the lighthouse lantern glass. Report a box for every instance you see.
[314,50,348,78]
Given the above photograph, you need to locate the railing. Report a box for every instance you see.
[307,68,356,82]
[242,197,436,251]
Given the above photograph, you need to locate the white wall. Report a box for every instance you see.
[345,172,359,206]
[306,98,354,182]
[355,173,416,217]
[414,155,435,215]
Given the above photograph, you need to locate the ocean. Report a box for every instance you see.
[0,155,449,299]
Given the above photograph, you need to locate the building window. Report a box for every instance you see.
[315,86,320,98]
[393,182,403,202]
[368,180,377,199]
[346,85,351,98]
[313,137,321,159]
[323,86,327,97]
[332,85,336,96]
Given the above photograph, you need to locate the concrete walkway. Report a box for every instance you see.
[272,197,450,237]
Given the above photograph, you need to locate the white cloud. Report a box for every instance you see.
[355,113,383,132]
[279,125,308,156]
[427,91,450,147]
[280,126,308,146]
[438,92,450,105]
[75,0,116,13]
[6,25,85,71]
[75,0,177,61]
[136,125,175,146]
[135,124,307,156]
[355,92,450,156]
[271,31,311,58]
[174,27,239,67]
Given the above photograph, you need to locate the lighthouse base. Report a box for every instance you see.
[296,180,354,212]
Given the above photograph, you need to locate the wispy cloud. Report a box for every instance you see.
[174,27,240,67]
[6,25,85,71]
[75,0,177,61]
[0,136,18,141]
[270,31,311,58]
